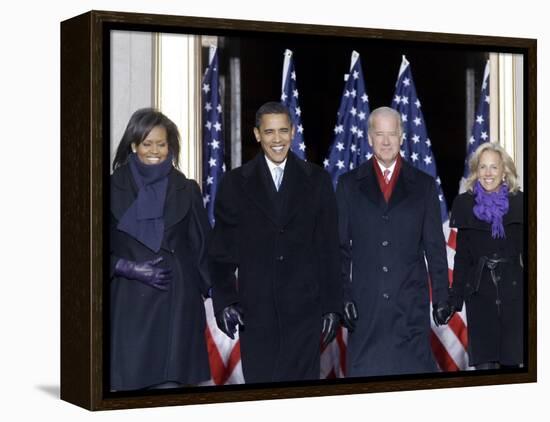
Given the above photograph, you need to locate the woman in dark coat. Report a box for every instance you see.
[450,142,523,369]
[110,108,211,391]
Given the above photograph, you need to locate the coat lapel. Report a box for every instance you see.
[110,165,138,221]
[386,162,412,213]
[356,159,415,213]
[241,153,281,226]
[357,160,386,211]
[280,152,310,227]
[163,169,191,230]
[504,191,523,225]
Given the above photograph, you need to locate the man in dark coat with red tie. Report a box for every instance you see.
[208,102,342,383]
[336,106,453,377]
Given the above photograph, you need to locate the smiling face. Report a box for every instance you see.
[132,125,169,165]
[477,149,505,192]
[254,113,294,164]
[368,111,403,167]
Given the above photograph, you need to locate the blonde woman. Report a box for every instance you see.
[450,142,523,370]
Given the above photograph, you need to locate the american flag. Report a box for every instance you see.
[392,55,470,371]
[202,45,227,226]
[281,49,306,160]
[320,51,372,378]
[460,60,490,193]
[439,60,491,372]
[201,45,244,385]
[324,51,372,188]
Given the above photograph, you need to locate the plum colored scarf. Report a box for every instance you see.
[117,152,173,252]
[473,180,509,239]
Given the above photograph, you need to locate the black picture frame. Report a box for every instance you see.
[60,9,537,411]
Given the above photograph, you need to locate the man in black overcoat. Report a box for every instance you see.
[208,102,341,383]
[336,107,453,377]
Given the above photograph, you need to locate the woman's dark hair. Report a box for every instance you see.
[112,108,181,170]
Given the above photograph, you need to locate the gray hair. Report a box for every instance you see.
[367,106,403,136]
[464,142,520,193]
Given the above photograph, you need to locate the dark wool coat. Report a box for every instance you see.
[110,164,211,391]
[208,152,342,383]
[450,191,524,366]
[336,159,449,377]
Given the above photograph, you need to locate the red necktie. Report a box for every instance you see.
[383,169,391,185]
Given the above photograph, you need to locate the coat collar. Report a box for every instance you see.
[451,190,523,230]
[240,151,311,226]
[356,158,417,212]
[110,163,190,231]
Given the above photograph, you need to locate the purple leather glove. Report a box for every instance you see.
[216,304,244,339]
[114,256,172,291]
[321,312,339,348]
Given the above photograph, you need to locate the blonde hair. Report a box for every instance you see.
[464,142,520,193]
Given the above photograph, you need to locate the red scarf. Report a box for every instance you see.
[373,155,402,203]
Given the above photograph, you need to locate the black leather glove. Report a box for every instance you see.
[448,287,464,312]
[321,312,339,348]
[216,304,244,340]
[433,302,454,326]
[114,256,172,291]
[342,301,358,332]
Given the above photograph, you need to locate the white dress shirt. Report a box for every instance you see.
[375,158,397,183]
[265,156,287,191]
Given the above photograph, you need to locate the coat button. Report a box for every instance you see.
[382,214,389,221]
[382,293,390,300]
[382,266,389,273]
[279,228,285,234]
[382,240,389,247]
[276,255,284,261]
[495,299,502,305]
[512,281,517,286]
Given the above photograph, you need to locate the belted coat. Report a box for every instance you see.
[450,191,524,366]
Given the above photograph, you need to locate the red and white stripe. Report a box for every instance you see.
[321,327,348,378]
[202,298,244,385]
[430,223,472,371]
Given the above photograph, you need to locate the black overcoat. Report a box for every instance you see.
[110,164,211,391]
[336,159,449,377]
[450,191,524,366]
[208,152,342,383]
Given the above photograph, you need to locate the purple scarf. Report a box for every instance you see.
[117,152,173,252]
[473,180,509,239]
